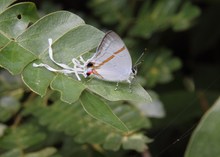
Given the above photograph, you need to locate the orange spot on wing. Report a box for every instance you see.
[92,69,103,79]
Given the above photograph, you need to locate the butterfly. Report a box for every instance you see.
[33,31,136,87]
[80,31,135,83]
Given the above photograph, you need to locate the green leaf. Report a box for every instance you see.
[17,11,84,55]
[60,138,92,157]
[86,79,151,103]
[0,32,10,49]
[172,2,201,31]
[130,0,181,38]
[0,70,23,93]
[184,97,220,157]
[0,123,7,137]
[0,124,46,150]
[0,2,38,74]
[0,149,22,157]
[0,0,16,13]
[103,134,122,151]
[0,148,57,157]
[0,2,38,38]
[130,0,200,38]
[88,0,133,34]
[25,147,57,157]
[140,49,182,87]
[88,0,128,25]
[51,75,85,104]
[80,91,128,132]
[111,103,151,131]
[0,41,36,75]
[22,62,55,96]
[0,96,20,122]
[122,134,151,152]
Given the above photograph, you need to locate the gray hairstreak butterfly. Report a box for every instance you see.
[33,31,136,87]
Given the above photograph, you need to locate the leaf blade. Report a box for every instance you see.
[0,2,38,38]
[17,11,85,56]
[184,97,220,157]
[86,79,152,103]
[51,75,86,104]
[0,42,36,75]
[22,62,55,96]
[80,91,129,132]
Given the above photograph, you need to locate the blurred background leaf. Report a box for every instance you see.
[0,124,46,150]
[22,96,151,152]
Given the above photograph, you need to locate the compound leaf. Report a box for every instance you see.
[24,98,151,152]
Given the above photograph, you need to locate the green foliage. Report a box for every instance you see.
[0,148,57,157]
[130,0,200,38]
[0,124,46,150]
[88,0,200,37]
[0,96,20,122]
[80,91,129,132]
[140,49,182,87]
[23,97,150,152]
[1,0,217,157]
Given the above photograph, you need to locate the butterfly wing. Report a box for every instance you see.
[89,31,133,82]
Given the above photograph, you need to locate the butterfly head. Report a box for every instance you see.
[84,62,94,77]
[86,62,94,68]
[132,67,137,75]
[85,68,92,77]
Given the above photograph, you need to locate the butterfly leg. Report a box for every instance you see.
[129,82,132,93]
[114,82,119,91]
[126,79,133,93]
[79,56,91,77]
[73,69,81,81]
[72,58,86,79]
[72,58,83,68]
[79,56,86,64]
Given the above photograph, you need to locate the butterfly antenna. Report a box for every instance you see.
[133,48,147,69]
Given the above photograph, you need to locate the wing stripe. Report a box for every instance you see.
[114,46,125,54]
[95,46,125,68]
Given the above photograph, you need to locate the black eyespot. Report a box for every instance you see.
[86,72,91,76]
[17,14,22,19]
[87,62,94,67]
[132,68,137,75]
[132,68,135,73]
